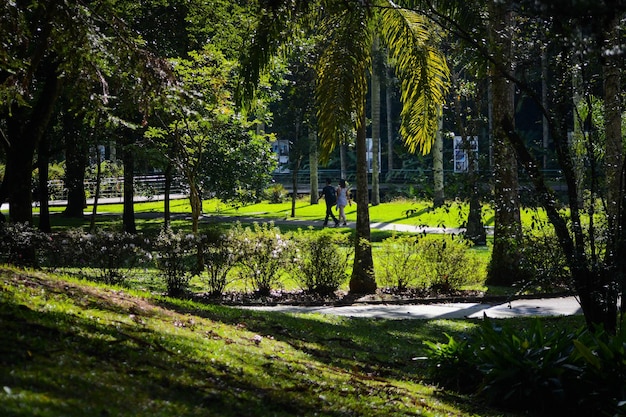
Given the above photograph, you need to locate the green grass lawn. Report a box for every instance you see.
[9,196,557,234]
[0,266,578,416]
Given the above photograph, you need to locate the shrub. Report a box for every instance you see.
[76,230,150,286]
[153,227,197,296]
[517,221,571,293]
[422,332,481,393]
[470,319,578,413]
[569,319,626,416]
[415,235,483,292]
[42,229,90,270]
[231,222,295,295]
[199,227,240,296]
[290,230,352,295]
[378,234,421,290]
[424,319,584,416]
[264,183,287,204]
[0,222,49,267]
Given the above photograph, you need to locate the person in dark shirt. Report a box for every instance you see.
[320,178,339,227]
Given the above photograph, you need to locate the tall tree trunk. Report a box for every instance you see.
[603,18,623,245]
[63,111,88,218]
[340,140,347,180]
[571,31,585,209]
[371,36,381,206]
[89,145,102,233]
[122,134,136,234]
[37,133,51,232]
[433,115,444,208]
[541,46,550,170]
[386,66,394,176]
[291,158,301,218]
[602,17,622,327]
[164,162,172,228]
[188,180,201,235]
[350,109,376,294]
[4,67,63,224]
[486,2,522,286]
[309,131,319,204]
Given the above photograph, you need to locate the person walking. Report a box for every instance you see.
[320,178,339,227]
[336,179,350,226]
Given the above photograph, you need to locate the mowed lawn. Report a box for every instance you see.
[0,266,557,417]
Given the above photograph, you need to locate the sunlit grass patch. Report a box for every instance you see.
[1,266,539,416]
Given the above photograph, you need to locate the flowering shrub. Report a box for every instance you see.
[230,222,295,295]
[0,222,48,267]
[41,229,87,270]
[153,227,197,296]
[199,228,240,296]
[74,230,150,286]
[290,230,351,295]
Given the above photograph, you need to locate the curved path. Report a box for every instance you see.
[241,296,583,320]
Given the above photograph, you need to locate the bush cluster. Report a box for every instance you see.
[0,222,354,297]
[378,234,483,292]
[290,230,352,295]
[517,222,571,293]
[1,222,483,297]
[423,318,626,416]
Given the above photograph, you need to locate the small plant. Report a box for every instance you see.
[153,227,197,296]
[422,333,480,393]
[290,230,352,295]
[570,318,626,416]
[231,222,295,295]
[378,234,421,290]
[471,319,578,413]
[264,183,287,204]
[415,235,482,292]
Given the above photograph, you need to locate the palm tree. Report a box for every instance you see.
[241,0,449,293]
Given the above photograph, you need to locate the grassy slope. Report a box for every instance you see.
[0,266,520,417]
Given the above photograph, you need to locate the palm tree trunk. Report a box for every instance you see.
[309,131,319,204]
[486,2,522,286]
[386,66,394,176]
[371,36,381,206]
[350,110,376,294]
[603,17,622,239]
[433,115,444,208]
[340,140,347,180]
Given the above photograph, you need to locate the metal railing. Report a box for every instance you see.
[46,175,188,202]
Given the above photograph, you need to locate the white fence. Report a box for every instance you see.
[45,175,188,202]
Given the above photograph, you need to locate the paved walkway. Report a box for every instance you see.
[242,296,583,320]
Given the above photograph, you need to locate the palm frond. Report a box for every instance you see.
[315,8,373,162]
[380,4,449,154]
[237,1,310,108]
